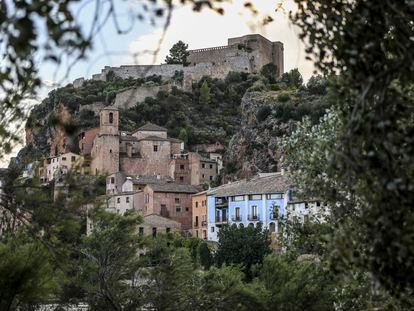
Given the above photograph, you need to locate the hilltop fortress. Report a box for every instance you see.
[76,34,283,88]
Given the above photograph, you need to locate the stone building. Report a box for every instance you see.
[142,181,199,233]
[189,153,218,186]
[41,152,87,183]
[138,214,181,237]
[86,34,283,89]
[78,127,99,155]
[192,191,208,240]
[90,108,218,186]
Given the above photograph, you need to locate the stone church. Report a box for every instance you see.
[90,107,219,186]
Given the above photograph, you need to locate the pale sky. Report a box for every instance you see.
[2,0,314,167]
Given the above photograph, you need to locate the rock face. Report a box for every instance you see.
[224,91,294,179]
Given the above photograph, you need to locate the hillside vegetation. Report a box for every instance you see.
[24,69,331,168]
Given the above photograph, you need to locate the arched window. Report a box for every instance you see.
[269,222,276,233]
[109,112,114,124]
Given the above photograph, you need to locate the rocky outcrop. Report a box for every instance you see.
[224,91,295,179]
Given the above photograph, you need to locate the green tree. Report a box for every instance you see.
[165,41,190,65]
[260,63,278,83]
[0,233,56,310]
[80,209,143,310]
[216,224,270,279]
[280,68,303,88]
[196,266,262,310]
[198,242,213,269]
[178,128,189,145]
[256,254,335,311]
[141,237,195,310]
[306,75,328,95]
[199,80,212,106]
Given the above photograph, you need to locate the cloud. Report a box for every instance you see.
[126,0,315,80]
[42,79,60,88]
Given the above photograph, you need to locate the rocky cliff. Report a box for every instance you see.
[224,86,332,179]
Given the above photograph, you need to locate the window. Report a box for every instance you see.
[211,226,215,233]
[267,193,284,199]
[232,195,244,201]
[166,227,171,234]
[152,227,157,237]
[126,197,130,203]
[111,177,115,184]
[209,164,213,169]
[62,157,66,161]
[71,156,76,162]
[209,176,213,181]
[117,198,120,203]
[195,201,199,208]
[179,176,184,182]
[109,149,112,153]
[196,231,199,237]
[186,207,189,212]
[139,227,144,235]
[235,207,240,220]
[316,201,321,207]
[176,206,182,212]
[109,112,114,124]
[202,164,205,168]
[153,145,158,152]
[145,194,149,203]
[175,198,180,204]
[249,194,262,200]
[305,203,309,209]
[180,164,185,170]
[195,216,199,226]
[202,174,205,178]
[251,205,258,217]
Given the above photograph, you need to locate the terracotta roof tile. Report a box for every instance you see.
[136,122,167,132]
[207,173,290,197]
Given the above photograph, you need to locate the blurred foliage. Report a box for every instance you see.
[287,0,414,298]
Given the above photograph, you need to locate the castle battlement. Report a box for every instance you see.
[190,45,229,53]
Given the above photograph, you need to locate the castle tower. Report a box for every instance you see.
[91,108,120,175]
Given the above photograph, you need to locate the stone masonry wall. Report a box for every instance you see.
[114,84,172,109]
[86,35,284,89]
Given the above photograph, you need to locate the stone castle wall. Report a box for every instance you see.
[86,34,284,89]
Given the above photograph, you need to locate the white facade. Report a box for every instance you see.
[286,200,330,223]
[45,152,83,182]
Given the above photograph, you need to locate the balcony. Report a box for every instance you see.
[215,197,228,208]
[269,212,279,220]
[215,215,228,225]
[201,220,207,227]
[247,214,260,221]
[231,215,242,222]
